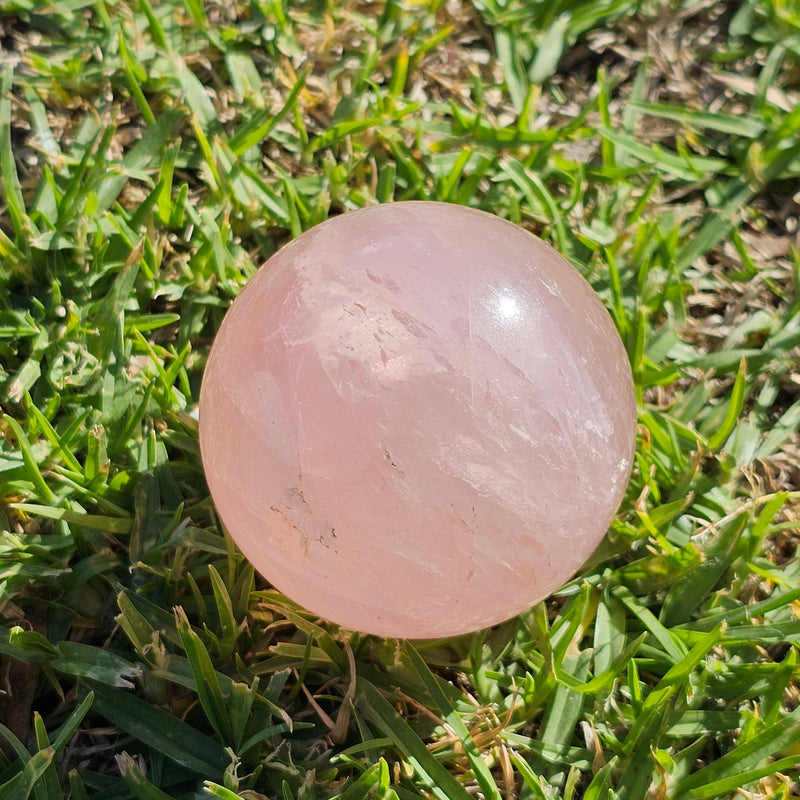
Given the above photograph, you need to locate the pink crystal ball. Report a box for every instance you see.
[200,202,636,639]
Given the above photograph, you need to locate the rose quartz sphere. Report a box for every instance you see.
[200,202,636,638]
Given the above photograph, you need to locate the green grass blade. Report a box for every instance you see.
[660,515,747,626]
[537,649,592,765]
[67,771,91,800]
[0,722,32,769]
[229,66,310,156]
[611,584,685,663]
[406,644,500,800]
[622,623,726,758]
[674,706,800,798]
[355,678,474,800]
[0,748,54,800]
[9,503,132,533]
[51,691,94,752]
[175,606,236,746]
[32,715,61,799]
[3,416,57,505]
[707,357,748,451]
[206,563,239,659]
[508,751,552,800]
[117,752,175,800]
[87,681,229,776]
[202,783,241,800]
[634,101,766,137]
[52,641,141,688]
[23,400,83,474]
[0,63,30,239]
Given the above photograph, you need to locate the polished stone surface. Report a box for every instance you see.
[200,202,636,638]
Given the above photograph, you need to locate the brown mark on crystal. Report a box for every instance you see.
[285,485,309,507]
[391,308,435,338]
[366,270,400,292]
[318,524,337,550]
[383,449,405,478]
[272,489,338,554]
[450,505,477,537]
[269,486,311,557]
[269,504,294,527]
[269,501,310,555]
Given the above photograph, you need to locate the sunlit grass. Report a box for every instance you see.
[1,1,799,798]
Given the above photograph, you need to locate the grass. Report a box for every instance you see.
[0,0,799,797]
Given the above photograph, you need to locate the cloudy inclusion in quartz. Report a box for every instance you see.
[200,202,637,639]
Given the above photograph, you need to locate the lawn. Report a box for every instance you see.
[1,0,799,798]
